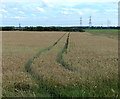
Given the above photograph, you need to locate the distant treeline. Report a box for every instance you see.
[79,26,119,29]
[0,26,119,32]
[1,26,85,32]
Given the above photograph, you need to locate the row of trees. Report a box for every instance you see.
[1,26,119,31]
[1,26,85,32]
[0,27,14,31]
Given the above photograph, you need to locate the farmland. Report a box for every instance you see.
[86,29,118,39]
[2,30,118,97]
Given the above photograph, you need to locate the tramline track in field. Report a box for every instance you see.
[24,33,67,97]
[56,32,77,72]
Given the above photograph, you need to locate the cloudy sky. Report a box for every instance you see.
[0,0,119,27]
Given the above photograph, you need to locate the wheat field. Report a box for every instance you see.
[2,31,118,97]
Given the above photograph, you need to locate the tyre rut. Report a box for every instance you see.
[24,33,66,97]
[56,32,77,72]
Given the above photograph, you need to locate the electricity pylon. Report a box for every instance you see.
[89,16,92,27]
[80,17,82,26]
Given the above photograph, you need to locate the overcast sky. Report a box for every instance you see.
[0,0,119,27]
